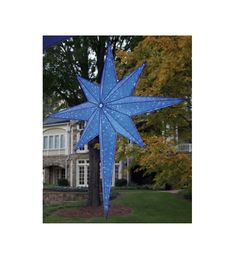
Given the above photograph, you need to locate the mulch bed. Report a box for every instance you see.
[55,205,132,218]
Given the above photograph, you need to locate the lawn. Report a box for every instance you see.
[43,190,192,223]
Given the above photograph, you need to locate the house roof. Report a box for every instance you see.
[43,117,70,126]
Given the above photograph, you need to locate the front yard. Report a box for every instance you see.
[43,190,192,223]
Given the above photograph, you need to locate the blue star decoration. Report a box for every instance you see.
[50,44,184,218]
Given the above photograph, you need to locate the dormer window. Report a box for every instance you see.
[43,136,48,149]
[49,136,53,149]
[43,134,65,150]
[55,135,59,149]
[60,134,65,148]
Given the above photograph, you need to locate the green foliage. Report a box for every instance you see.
[182,188,192,201]
[115,178,127,187]
[116,36,192,142]
[129,165,155,185]
[137,184,155,190]
[57,178,69,186]
[125,135,192,190]
[176,188,192,201]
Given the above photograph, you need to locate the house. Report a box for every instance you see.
[43,116,192,187]
[43,118,125,187]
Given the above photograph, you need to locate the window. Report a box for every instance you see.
[77,159,89,187]
[78,166,85,185]
[61,169,65,179]
[87,166,89,184]
[60,134,65,149]
[55,135,59,149]
[43,134,66,150]
[43,136,48,149]
[49,136,53,149]
[78,145,85,151]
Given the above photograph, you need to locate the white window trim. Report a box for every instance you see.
[76,159,89,187]
[76,160,121,187]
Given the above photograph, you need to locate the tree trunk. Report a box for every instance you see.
[87,137,101,206]
[87,36,107,207]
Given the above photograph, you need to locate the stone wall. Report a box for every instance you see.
[43,155,67,168]
[43,190,87,205]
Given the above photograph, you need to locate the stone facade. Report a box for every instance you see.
[43,155,67,169]
[43,190,87,204]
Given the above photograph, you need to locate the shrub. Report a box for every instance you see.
[136,184,154,190]
[115,178,127,187]
[153,152,192,190]
[176,188,192,201]
[182,188,192,200]
[123,136,192,191]
[57,178,69,186]
[114,185,138,190]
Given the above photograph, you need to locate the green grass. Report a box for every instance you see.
[43,190,192,223]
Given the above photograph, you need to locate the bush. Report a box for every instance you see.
[182,188,192,200]
[136,184,155,190]
[176,188,192,201]
[153,154,192,190]
[126,136,192,191]
[114,185,138,190]
[130,165,155,185]
[115,179,127,187]
[57,178,69,186]
[165,183,172,190]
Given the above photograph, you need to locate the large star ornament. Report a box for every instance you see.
[50,44,184,218]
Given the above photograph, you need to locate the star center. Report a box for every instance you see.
[99,103,104,108]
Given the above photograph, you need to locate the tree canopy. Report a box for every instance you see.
[115,36,192,189]
[43,36,143,117]
[116,36,191,142]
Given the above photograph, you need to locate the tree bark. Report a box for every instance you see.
[87,137,101,206]
[87,37,107,207]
